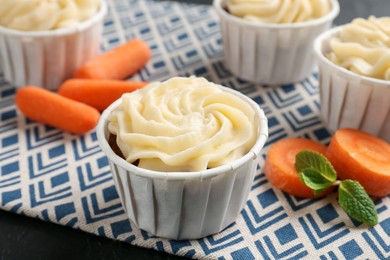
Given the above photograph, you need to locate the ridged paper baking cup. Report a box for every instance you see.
[0,0,107,91]
[97,86,268,240]
[214,0,339,85]
[314,27,390,142]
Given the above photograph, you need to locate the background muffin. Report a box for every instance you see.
[314,16,390,142]
[0,0,107,90]
[214,0,339,85]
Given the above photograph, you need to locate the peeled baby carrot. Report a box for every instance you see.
[74,39,152,80]
[264,138,333,198]
[15,86,100,134]
[58,79,148,111]
[326,128,390,198]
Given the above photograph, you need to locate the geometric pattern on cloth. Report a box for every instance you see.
[0,1,389,259]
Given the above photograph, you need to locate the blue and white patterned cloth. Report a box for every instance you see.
[0,1,389,259]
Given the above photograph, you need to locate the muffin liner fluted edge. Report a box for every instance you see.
[96,85,268,240]
[314,27,390,142]
[213,0,339,85]
[0,0,107,90]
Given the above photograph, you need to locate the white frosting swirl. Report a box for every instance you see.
[227,0,331,24]
[328,16,390,80]
[108,77,258,172]
[0,0,100,31]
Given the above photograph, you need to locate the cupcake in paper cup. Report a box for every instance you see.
[213,0,339,85]
[0,0,107,90]
[96,76,268,240]
[314,16,390,142]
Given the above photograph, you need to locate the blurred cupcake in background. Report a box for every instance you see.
[214,0,339,85]
[0,0,107,90]
[314,16,390,142]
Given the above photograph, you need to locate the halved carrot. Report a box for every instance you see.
[326,128,390,198]
[264,138,333,198]
[74,39,152,80]
[58,79,148,111]
[15,86,100,134]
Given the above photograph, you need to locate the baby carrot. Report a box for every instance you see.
[58,79,148,111]
[15,86,100,134]
[264,138,333,198]
[74,39,152,80]
[326,128,390,198]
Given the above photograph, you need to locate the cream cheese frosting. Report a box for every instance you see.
[0,0,100,31]
[226,0,331,24]
[327,16,390,81]
[108,77,259,172]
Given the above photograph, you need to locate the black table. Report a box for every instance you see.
[1,0,389,259]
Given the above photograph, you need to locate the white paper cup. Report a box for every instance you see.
[213,0,339,85]
[96,85,268,240]
[314,27,390,142]
[0,0,107,91]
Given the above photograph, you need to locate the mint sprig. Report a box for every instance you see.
[299,168,334,195]
[339,180,378,226]
[295,150,378,226]
[295,150,337,194]
[295,151,337,183]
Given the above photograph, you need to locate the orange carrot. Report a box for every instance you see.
[58,79,148,111]
[15,86,100,134]
[326,128,390,198]
[264,138,333,198]
[74,39,152,80]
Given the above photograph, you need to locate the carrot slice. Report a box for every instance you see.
[264,138,332,198]
[326,128,390,198]
[15,86,100,134]
[74,39,152,80]
[58,79,148,111]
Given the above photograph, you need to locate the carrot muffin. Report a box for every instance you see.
[97,76,268,239]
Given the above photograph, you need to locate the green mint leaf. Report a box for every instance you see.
[295,150,337,182]
[338,180,378,226]
[299,168,333,194]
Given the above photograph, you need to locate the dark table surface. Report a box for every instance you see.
[1,0,389,259]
